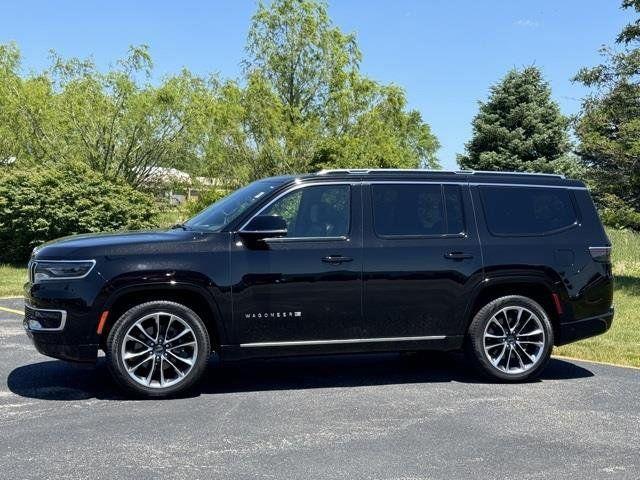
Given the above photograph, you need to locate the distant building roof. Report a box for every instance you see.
[140,166,218,187]
[143,166,192,183]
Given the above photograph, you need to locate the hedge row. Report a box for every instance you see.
[0,161,160,263]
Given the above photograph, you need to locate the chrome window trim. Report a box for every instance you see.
[240,229,288,235]
[239,335,447,348]
[30,259,96,282]
[264,235,349,243]
[237,179,586,240]
[240,180,585,232]
[238,181,356,235]
[24,304,67,332]
[372,233,467,240]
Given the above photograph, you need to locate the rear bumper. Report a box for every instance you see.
[555,308,614,346]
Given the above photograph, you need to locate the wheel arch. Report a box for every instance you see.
[99,283,226,349]
[464,272,565,337]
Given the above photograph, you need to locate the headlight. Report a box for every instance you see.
[33,260,96,282]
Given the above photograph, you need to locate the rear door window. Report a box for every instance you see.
[480,186,577,236]
[371,183,465,237]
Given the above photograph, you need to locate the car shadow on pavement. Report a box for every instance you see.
[6,352,594,401]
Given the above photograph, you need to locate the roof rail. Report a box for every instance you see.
[316,168,464,175]
[316,168,565,179]
[465,170,566,179]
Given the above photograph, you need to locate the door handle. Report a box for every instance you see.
[444,251,474,260]
[322,255,353,264]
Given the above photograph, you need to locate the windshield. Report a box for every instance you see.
[184,179,285,232]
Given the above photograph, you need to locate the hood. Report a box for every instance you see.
[32,229,226,260]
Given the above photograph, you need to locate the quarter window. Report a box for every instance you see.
[372,184,465,236]
[480,186,577,236]
[261,185,350,238]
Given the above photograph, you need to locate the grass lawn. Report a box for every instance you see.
[1,229,639,366]
[0,264,26,297]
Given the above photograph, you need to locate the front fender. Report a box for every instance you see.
[98,277,230,345]
[94,252,232,345]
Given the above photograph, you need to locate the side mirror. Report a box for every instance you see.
[239,215,288,240]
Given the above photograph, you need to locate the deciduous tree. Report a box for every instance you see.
[1,0,440,190]
[0,44,212,188]
[573,0,640,229]
[204,0,439,184]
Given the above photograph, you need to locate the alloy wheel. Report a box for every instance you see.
[120,312,198,389]
[482,306,546,375]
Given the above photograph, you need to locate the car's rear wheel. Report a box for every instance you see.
[106,301,210,398]
[465,295,554,382]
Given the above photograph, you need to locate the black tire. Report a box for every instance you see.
[106,301,211,398]
[464,295,554,382]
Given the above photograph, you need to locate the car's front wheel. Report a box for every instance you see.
[106,301,211,397]
[465,295,554,382]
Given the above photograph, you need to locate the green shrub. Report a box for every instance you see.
[598,193,640,232]
[0,161,160,262]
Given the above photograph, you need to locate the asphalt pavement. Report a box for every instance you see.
[0,297,638,479]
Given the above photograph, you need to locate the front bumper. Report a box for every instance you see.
[555,308,614,346]
[23,304,99,362]
[24,273,105,363]
[25,329,99,362]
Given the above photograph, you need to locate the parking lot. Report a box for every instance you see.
[0,297,638,479]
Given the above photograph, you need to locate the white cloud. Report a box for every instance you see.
[514,19,540,28]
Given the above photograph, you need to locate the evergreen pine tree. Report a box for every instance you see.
[458,66,571,173]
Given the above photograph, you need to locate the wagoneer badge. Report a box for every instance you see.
[244,311,302,319]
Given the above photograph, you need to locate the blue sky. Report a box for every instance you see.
[0,1,634,169]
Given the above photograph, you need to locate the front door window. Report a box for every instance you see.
[261,185,350,238]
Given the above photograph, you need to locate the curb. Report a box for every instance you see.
[553,354,640,371]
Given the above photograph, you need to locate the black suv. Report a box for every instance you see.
[24,169,614,397]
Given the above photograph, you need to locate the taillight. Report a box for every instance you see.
[589,246,611,263]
